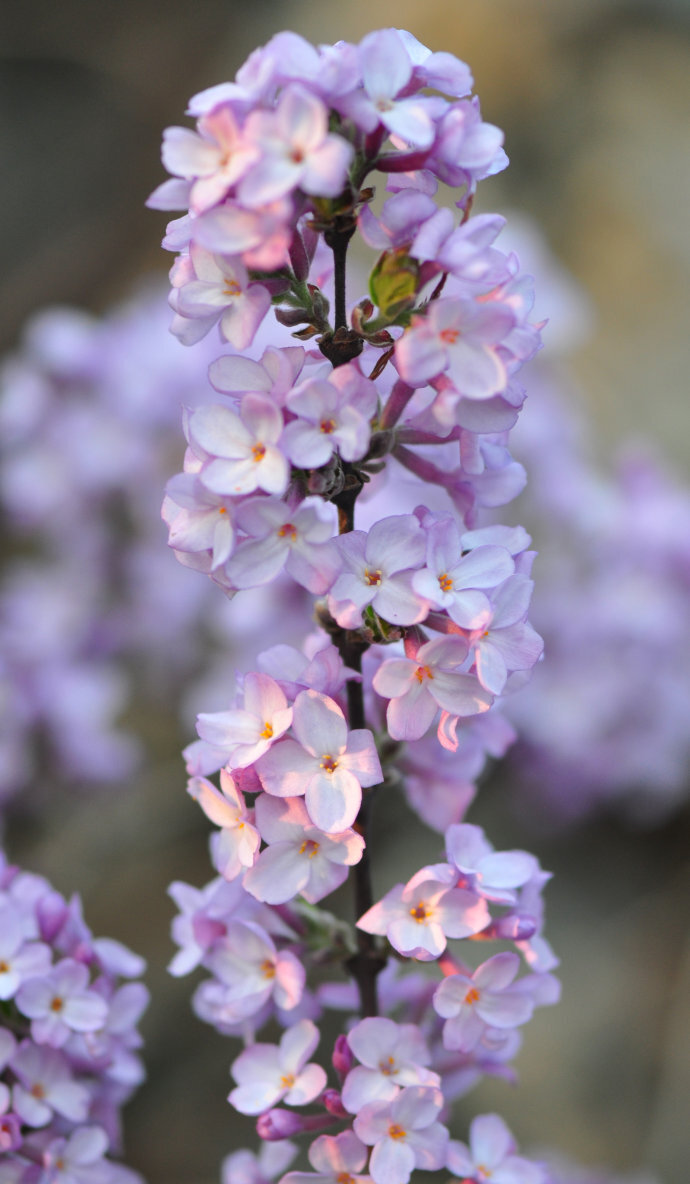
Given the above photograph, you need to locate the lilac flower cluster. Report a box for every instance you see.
[0,853,148,1183]
[151,25,556,1184]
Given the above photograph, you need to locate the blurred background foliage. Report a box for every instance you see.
[1,2,689,1182]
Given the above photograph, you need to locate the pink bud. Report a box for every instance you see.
[322,1088,348,1118]
[332,1034,354,1079]
[256,1109,305,1141]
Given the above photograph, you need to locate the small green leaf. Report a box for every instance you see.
[369,249,419,321]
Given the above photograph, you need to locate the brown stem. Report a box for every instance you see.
[330,475,385,1017]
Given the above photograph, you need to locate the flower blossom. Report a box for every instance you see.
[353,1084,449,1184]
[255,689,382,833]
[357,864,489,960]
[228,1019,327,1115]
[243,794,364,904]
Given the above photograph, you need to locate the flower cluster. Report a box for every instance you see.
[0,853,148,1182]
[150,24,555,1184]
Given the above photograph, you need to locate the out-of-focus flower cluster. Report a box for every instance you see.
[505,380,690,823]
[0,853,148,1183]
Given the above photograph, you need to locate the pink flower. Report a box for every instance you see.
[446,1113,547,1184]
[255,689,382,833]
[395,296,515,398]
[169,244,271,350]
[194,671,292,772]
[163,472,235,570]
[353,1085,449,1184]
[226,497,339,594]
[228,1019,327,1115]
[160,105,258,213]
[11,1042,90,1128]
[357,865,489,960]
[202,919,304,1023]
[282,1130,371,1184]
[239,85,353,206]
[342,1017,439,1113]
[445,823,537,906]
[433,953,534,1052]
[16,959,108,1048]
[282,365,377,469]
[372,636,492,742]
[243,794,364,904]
[187,770,260,880]
[328,516,429,629]
[188,396,288,498]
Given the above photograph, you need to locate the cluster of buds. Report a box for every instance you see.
[152,26,555,1184]
[0,855,148,1183]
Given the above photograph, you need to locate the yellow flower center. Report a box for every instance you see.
[278,523,297,540]
[299,839,320,858]
[438,572,453,592]
[252,443,266,462]
[414,664,433,683]
[379,1055,396,1076]
[440,328,459,345]
[320,755,338,774]
[409,902,430,923]
[464,986,480,1005]
[320,418,336,434]
[223,279,242,299]
[261,959,276,980]
[260,721,274,739]
[365,568,382,586]
[388,1123,407,1140]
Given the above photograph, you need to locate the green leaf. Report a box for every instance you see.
[369,249,419,321]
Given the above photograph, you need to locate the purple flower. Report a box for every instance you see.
[188,396,288,498]
[342,1017,438,1113]
[228,1019,327,1115]
[353,1085,449,1184]
[446,1113,547,1183]
[255,689,382,833]
[372,636,492,742]
[328,516,428,629]
[243,794,364,905]
[282,1130,371,1184]
[16,959,108,1048]
[395,297,515,398]
[357,864,489,960]
[433,953,534,1052]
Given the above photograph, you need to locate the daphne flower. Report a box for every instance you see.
[239,85,353,206]
[372,636,492,742]
[353,1085,448,1184]
[243,794,364,904]
[282,1131,371,1184]
[445,823,538,906]
[395,296,515,398]
[16,959,108,1048]
[194,672,292,772]
[226,497,339,594]
[328,515,429,630]
[160,105,258,213]
[202,919,304,1023]
[228,1019,327,1115]
[342,1017,439,1113]
[433,953,534,1052]
[357,864,489,960]
[188,770,260,880]
[255,689,382,833]
[446,1113,547,1184]
[188,396,288,498]
[11,1041,90,1128]
[170,244,271,350]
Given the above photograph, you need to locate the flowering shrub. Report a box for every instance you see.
[0,854,148,1182]
[152,26,558,1184]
